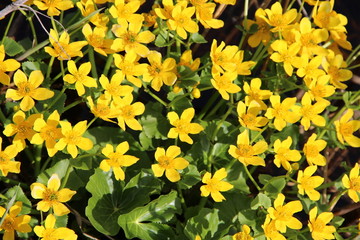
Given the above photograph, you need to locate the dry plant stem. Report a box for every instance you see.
[321,146,329,205]
[0,0,27,19]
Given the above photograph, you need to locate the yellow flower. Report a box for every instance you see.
[33,0,74,16]
[100,142,139,181]
[6,70,54,111]
[270,40,304,76]
[233,51,256,76]
[213,0,235,5]
[334,109,360,147]
[210,40,238,73]
[87,95,120,123]
[76,0,109,28]
[265,96,301,131]
[303,133,327,166]
[299,93,329,131]
[113,52,148,88]
[308,206,336,240]
[143,51,177,91]
[63,61,97,96]
[111,18,155,57]
[267,193,303,233]
[273,136,301,171]
[306,75,335,104]
[245,8,271,48]
[167,108,204,144]
[322,50,353,89]
[228,130,268,166]
[31,110,64,157]
[211,71,241,100]
[31,174,76,216]
[0,137,20,177]
[293,17,329,57]
[0,44,21,85]
[3,110,42,151]
[82,24,115,56]
[342,163,360,202]
[243,78,272,110]
[34,214,77,240]
[45,29,87,60]
[237,101,268,131]
[109,0,142,23]
[232,224,253,240]
[178,49,200,71]
[200,168,233,202]
[113,94,145,131]
[0,201,31,239]
[168,4,199,39]
[262,215,286,240]
[261,2,297,33]
[297,165,324,201]
[99,73,133,102]
[151,145,189,182]
[192,1,224,29]
[296,55,325,85]
[55,120,93,158]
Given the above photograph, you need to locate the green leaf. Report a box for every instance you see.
[118,191,181,240]
[85,169,161,236]
[270,124,300,148]
[22,61,47,77]
[226,161,250,194]
[190,33,207,43]
[140,102,169,140]
[3,37,25,56]
[4,186,31,215]
[37,159,71,184]
[259,174,286,196]
[251,192,272,210]
[178,164,201,189]
[155,30,173,47]
[168,94,193,113]
[184,208,228,240]
[41,90,67,114]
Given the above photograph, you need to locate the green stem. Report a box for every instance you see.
[103,54,114,76]
[347,63,360,70]
[346,43,360,66]
[177,183,186,211]
[203,98,226,121]
[87,117,98,129]
[327,189,347,211]
[46,57,55,80]
[40,157,53,173]
[46,86,66,111]
[197,91,218,120]
[60,164,72,189]
[34,144,43,176]
[51,16,58,32]
[211,103,234,142]
[243,164,261,191]
[88,46,98,80]
[27,12,38,45]
[0,177,29,189]
[0,108,7,124]
[63,99,82,113]
[1,12,15,45]
[144,87,168,107]
[250,125,269,144]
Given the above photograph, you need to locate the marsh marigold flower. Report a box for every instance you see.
[342,163,360,202]
[232,225,253,240]
[303,133,327,166]
[100,142,139,181]
[3,110,42,151]
[167,108,204,144]
[168,4,198,39]
[76,0,109,28]
[261,2,297,33]
[31,110,64,157]
[45,29,87,60]
[193,1,224,29]
[109,0,142,23]
[34,214,77,240]
[237,101,268,131]
[111,18,155,57]
[267,193,303,233]
[34,0,73,16]
[246,9,271,48]
[211,71,241,100]
[151,145,189,182]
[273,136,301,171]
[6,70,54,111]
[265,96,301,131]
[112,94,145,131]
[0,201,31,240]
[0,137,20,176]
[200,168,233,202]
[307,75,335,104]
[178,49,200,71]
[243,78,272,110]
[0,44,20,85]
[262,215,286,240]
[143,51,177,91]
[228,130,268,166]
[297,56,326,85]
[82,24,115,56]
[63,61,97,96]
[210,40,238,73]
[334,109,360,148]
[31,174,76,216]
[87,96,120,123]
[99,73,133,102]
[297,165,324,201]
[299,93,329,131]
[308,206,336,240]
[55,120,93,158]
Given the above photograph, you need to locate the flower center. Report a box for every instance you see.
[304,144,319,158]
[339,123,353,136]
[121,105,134,119]
[158,156,173,169]
[174,119,190,133]
[236,144,254,157]
[2,217,15,231]
[350,178,360,191]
